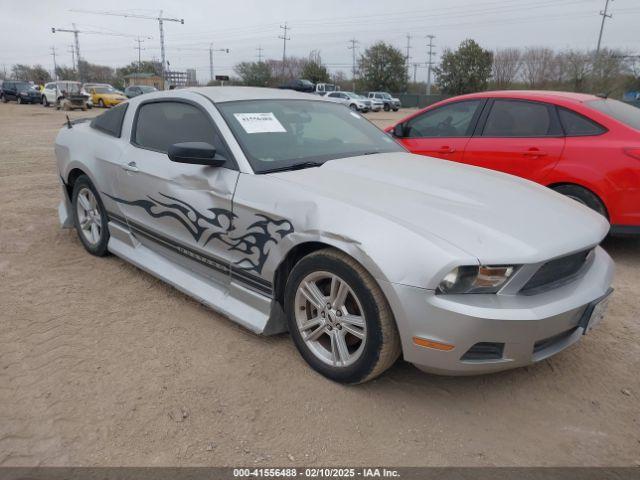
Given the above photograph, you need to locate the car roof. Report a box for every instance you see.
[184,86,319,103]
[450,90,601,104]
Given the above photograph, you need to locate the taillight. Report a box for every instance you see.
[624,148,640,161]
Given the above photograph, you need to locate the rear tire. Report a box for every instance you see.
[98,99,105,108]
[552,184,608,219]
[17,96,23,104]
[285,248,401,384]
[71,175,110,257]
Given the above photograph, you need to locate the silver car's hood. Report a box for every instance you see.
[271,152,609,264]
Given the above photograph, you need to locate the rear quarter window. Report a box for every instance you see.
[587,99,640,130]
[90,103,129,138]
[558,108,606,136]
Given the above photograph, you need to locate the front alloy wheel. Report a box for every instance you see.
[295,272,367,367]
[286,248,401,384]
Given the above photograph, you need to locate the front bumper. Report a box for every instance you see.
[380,246,614,375]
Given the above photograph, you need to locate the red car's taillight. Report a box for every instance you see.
[624,148,640,161]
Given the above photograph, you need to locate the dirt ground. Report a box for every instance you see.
[1,101,639,467]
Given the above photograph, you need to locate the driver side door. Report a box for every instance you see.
[111,98,240,290]
[395,99,485,162]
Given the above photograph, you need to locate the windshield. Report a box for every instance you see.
[93,87,112,94]
[139,86,157,93]
[587,98,640,130]
[381,93,392,99]
[217,99,404,173]
[16,82,30,91]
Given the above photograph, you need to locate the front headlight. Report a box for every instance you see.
[437,265,517,294]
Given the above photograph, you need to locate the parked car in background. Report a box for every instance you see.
[42,81,93,109]
[315,82,338,95]
[368,92,401,111]
[369,97,384,112]
[279,78,315,93]
[86,85,127,108]
[388,90,640,235]
[1,80,33,103]
[17,84,43,104]
[325,91,372,112]
[55,87,614,382]
[124,85,158,98]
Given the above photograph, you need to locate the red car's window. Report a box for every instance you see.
[482,99,559,137]
[404,100,482,138]
[558,108,606,136]
[587,99,640,131]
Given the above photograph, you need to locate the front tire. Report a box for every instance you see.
[71,175,110,256]
[98,99,105,108]
[552,184,608,219]
[285,248,401,384]
[383,104,390,112]
[17,96,23,104]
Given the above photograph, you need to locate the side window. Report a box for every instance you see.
[405,100,482,138]
[90,103,129,138]
[482,99,559,137]
[558,108,606,136]
[328,92,339,98]
[133,101,229,158]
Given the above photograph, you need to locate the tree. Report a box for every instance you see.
[234,61,273,87]
[55,65,77,81]
[435,39,493,95]
[358,42,407,92]
[492,48,521,89]
[300,50,330,84]
[10,64,51,84]
[521,47,554,88]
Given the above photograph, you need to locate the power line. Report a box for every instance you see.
[347,38,358,91]
[71,9,184,89]
[596,0,613,54]
[278,22,290,78]
[426,34,436,95]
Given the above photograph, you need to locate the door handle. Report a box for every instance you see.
[122,161,139,172]
[523,148,548,157]
[434,146,456,154]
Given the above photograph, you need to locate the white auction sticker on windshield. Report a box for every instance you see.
[233,112,286,134]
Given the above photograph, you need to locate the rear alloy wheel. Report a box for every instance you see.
[72,176,110,256]
[349,103,358,111]
[17,96,23,104]
[552,184,608,219]
[286,248,401,384]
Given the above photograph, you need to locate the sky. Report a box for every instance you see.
[1,0,639,84]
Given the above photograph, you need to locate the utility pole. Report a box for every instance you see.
[348,38,358,92]
[405,34,412,86]
[134,37,146,72]
[596,0,613,55]
[412,62,420,84]
[52,24,82,80]
[50,47,58,80]
[426,34,436,95]
[68,45,76,71]
[70,9,184,90]
[256,46,264,63]
[208,44,230,83]
[279,22,290,79]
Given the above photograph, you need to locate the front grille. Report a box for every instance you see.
[521,249,592,295]
[461,342,504,361]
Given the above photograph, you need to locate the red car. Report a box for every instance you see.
[387,91,640,235]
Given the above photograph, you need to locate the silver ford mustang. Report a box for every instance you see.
[55,87,614,384]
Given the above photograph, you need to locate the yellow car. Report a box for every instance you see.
[88,86,127,108]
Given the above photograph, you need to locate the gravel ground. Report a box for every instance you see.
[1,101,639,467]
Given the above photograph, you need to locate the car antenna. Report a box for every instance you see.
[66,114,72,129]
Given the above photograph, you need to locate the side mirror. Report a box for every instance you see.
[392,123,405,138]
[168,142,225,167]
